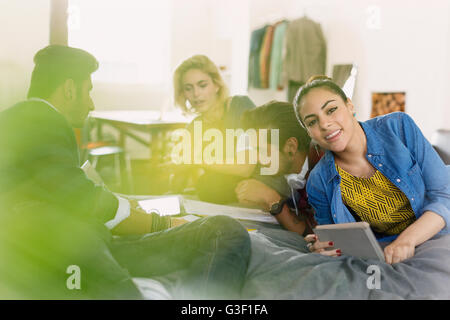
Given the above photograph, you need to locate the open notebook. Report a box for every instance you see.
[182,199,277,224]
[136,196,278,224]
[82,160,277,224]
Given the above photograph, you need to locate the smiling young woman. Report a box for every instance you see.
[293,75,450,264]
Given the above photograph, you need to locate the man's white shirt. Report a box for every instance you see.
[105,196,131,229]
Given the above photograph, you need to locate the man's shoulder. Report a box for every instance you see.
[1,99,67,126]
[0,99,73,145]
[2,99,54,118]
[230,95,256,110]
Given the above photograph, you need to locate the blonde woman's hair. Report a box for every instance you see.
[173,55,229,114]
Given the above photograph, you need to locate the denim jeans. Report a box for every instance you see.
[109,215,251,299]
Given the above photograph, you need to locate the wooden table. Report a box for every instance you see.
[89,110,192,164]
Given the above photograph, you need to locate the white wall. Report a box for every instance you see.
[0,0,50,110]
[246,0,450,139]
[1,0,448,139]
[170,0,245,95]
[326,0,450,138]
[75,0,240,112]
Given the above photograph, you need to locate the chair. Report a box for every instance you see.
[332,63,357,99]
[431,129,450,165]
[76,119,134,194]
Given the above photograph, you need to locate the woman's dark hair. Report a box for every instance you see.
[293,75,348,128]
[241,100,311,152]
[27,45,99,99]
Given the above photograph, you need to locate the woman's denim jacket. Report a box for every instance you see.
[306,112,450,242]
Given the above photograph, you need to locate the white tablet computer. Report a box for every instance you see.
[313,222,385,261]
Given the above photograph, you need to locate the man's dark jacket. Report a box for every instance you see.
[0,100,142,299]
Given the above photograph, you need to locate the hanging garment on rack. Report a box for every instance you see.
[288,79,305,103]
[269,20,288,90]
[248,25,268,88]
[332,64,354,88]
[283,17,327,87]
[259,25,275,89]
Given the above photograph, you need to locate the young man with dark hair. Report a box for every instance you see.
[27,45,99,128]
[239,100,321,236]
[0,45,250,299]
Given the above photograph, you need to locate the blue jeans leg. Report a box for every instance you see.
[109,215,251,299]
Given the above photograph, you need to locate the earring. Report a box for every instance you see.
[353,112,356,117]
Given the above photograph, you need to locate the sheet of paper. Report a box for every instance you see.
[138,196,181,216]
[180,214,201,222]
[81,160,104,185]
[182,199,278,224]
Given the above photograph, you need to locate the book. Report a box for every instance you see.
[313,222,385,261]
[182,199,278,224]
[132,196,277,224]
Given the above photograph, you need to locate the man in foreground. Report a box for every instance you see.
[0,45,250,299]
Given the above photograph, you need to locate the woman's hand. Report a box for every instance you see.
[383,239,415,264]
[235,179,281,210]
[382,211,445,264]
[304,234,341,257]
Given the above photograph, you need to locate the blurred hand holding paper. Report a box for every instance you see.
[81,160,104,186]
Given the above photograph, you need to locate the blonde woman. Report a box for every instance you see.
[174,54,254,131]
[172,55,290,205]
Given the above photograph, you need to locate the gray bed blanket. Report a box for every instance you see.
[241,225,450,299]
[134,222,450,300]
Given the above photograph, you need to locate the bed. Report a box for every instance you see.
[132,219,450,300]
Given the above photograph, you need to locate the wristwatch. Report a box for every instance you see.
[269,198,288,216]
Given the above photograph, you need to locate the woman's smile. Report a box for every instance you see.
[324,129,342,142]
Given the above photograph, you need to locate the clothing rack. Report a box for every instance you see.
[248,12,325,95]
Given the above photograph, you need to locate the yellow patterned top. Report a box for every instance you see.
[336,165,416,235]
